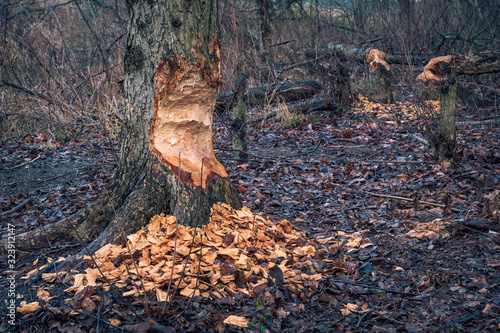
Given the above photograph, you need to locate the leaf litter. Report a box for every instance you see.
[2,90,500,332]
[49,203,365,303]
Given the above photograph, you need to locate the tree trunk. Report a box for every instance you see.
[231,74,248,162]
[416,53,500,166]
[433,73,458,164]
[4,0,240,254]
[257,0,274,82]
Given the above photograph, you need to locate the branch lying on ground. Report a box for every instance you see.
[2,198,33,216]
[364,191,461,212]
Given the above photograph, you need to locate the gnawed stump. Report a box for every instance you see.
[365,49,394,104]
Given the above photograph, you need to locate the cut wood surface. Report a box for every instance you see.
[365,49,390,72]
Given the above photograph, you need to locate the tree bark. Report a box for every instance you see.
[257,0,274,82]
[3,0,240,254]
[231,74,248,162]
[433,72,458,164]
[417,53,500,84]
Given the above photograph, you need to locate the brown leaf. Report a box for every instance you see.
[223,315,249,328]
[17,301,40,314]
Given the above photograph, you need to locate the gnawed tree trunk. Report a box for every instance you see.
[3,0,240,255]
[365,49,394,104]
[417,53,500,165]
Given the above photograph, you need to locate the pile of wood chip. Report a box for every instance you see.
[65,204,337,302]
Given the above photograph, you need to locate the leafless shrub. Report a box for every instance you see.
[0,0,127,137]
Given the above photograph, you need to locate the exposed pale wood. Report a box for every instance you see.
[415,53,500,165]
[1,0,241,255]
[365,49,390,72]
[417,53,500,84]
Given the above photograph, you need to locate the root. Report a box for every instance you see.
[29,188,161,284]
[1,195,115,255]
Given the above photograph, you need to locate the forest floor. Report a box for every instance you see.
[0,93,499,332]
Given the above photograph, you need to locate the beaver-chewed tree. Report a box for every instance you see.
[8,0,240,254]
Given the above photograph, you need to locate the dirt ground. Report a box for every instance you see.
[0,95,499,332]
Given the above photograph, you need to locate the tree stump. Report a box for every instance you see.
[365,49,394,104]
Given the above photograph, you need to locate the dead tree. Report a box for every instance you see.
[2,0,240,254]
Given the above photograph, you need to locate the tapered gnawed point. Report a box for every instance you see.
[151,58,227,189]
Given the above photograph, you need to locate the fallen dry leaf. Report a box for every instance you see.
[223,315,249,328]
[17,301,41,314]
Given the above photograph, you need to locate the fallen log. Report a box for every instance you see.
[248,98,340,124]
[286,45,430,74]
[216,79,322,113]
[327,44,431,65]
[417,53,500,84]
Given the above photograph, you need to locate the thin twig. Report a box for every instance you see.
[456,118,500,126]
[219,139,322,160]
[286,139,322,158]
[117,214,149,312]
[28,192,145,322]
[363,160,426,164]
[1,79,56,104]
[1,198,32,216]
[356,302,380,328]
[364,191,460,212]
[7,154,41,170]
